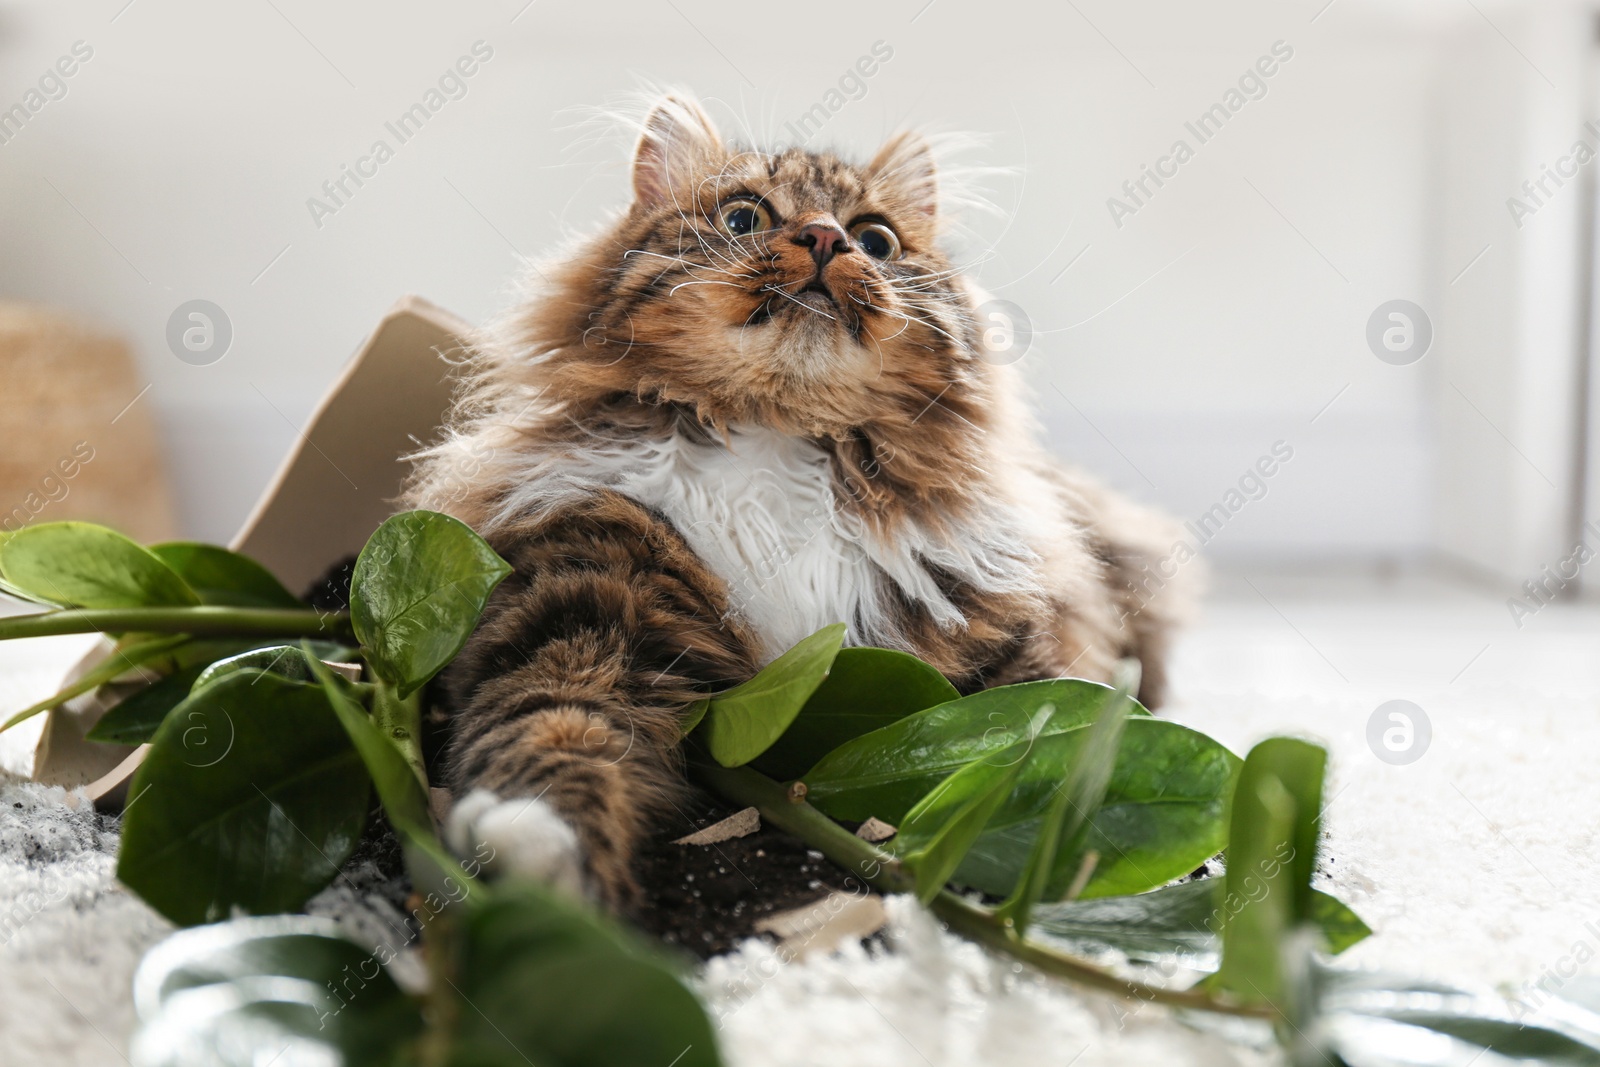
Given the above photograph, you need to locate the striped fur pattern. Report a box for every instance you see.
[409,95,1194,912]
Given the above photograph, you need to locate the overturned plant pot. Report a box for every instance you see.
[28,295,470,794]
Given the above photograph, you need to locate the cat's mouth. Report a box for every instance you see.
[766,272,843,320]
[795,279,836,307]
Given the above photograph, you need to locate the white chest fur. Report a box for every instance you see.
[617,430,882,660]
[496,426,1040,662]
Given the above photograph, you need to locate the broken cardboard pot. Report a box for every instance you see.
[26,295,471,803]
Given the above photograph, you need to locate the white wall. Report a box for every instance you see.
[0,0,1583,570]
[1431,5,1595,586]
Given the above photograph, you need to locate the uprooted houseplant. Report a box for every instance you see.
[1,514,1596,1066]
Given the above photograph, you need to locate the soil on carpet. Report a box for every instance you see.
[631,790,866,959]
[347,789,863,961]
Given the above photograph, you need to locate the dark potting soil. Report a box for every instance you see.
[631,790,867,959]
[346,790,861,961]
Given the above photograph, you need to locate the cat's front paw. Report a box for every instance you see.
[445,789,592,901]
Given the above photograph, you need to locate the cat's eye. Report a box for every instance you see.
[851,221,902,261]
[717,198,773,238]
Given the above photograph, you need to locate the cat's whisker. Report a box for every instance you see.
[678,219,750,275]
[741,302,771,330]
[892,265,969,283]
[891,253,997,287]
[668,279,748,295]
[873,297,962,344]
[622,249,742,277]
[849,296,917,344]
[880,271,969,293]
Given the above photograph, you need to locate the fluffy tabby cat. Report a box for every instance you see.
[410,95,1191,912]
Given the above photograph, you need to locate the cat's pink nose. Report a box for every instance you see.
[795,220,850,268]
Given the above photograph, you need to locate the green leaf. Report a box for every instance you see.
[0,529,56,607]
[1002,665,1136,932]
[1032,876,1221,966]
[749,646,960,781]
[1306,887,1373,956]
[679,699,709,739]
[1,634,189,733]
[192,641,357,692]
[86,663,207,744]
[0,521,199,608]
[803,677,1150,817]
[896,707,1049,904]
[117,671,370,926]
[1318,968,1600,1065]
[944,720,1237,899]
[701,623,846,767]
[1212,737,1327,1005]
[86,641,330,745]
[350,510,512,698]
[149,542,302,608]
[1029,879,1369,971]
[130,915,423,1067]
[164,637,277,671]
[445,881,723,1067]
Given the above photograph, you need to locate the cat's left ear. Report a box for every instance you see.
[867,131,938,217]
[632,95,723,207]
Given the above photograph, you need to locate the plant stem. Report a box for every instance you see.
[0,606,352,641]
[0,633,190,732]
[693,761,1274,1021]
[373,681,428,792]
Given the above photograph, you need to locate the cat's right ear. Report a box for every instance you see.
[632,96,723,208]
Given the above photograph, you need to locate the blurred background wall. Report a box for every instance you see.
[0,0,1595,589]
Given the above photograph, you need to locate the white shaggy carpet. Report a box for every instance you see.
[1,565,1596,1067]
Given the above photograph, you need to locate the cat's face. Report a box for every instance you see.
[547,97,987,439]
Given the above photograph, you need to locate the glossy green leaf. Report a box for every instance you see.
[446,881,723,1067]
[1,633,188,733]
[1307,889,1374,956]
[0,528,54,607]
[702,623,846,767]
[130,915,422,1067]
[750,646,960,781]
[1032,876,1221,966]
[350,510,512,698]
[192,642,357,692]
[149,542,302,608]
[905,720,1238,900]
[803,677,1150,817]
[1333,1014,1600,1066]
[1318,967,1600,1065]
[1002,668,1136,932]
[117,671,370,926]
[86,641,326,745]
[896,709,1047,904]
[0,521,199,608]
[86,663,207,744]
[1029,879,1369,970]
[1213,737,1327,1004]
[163,638,273,671]
[679,699,709,738]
